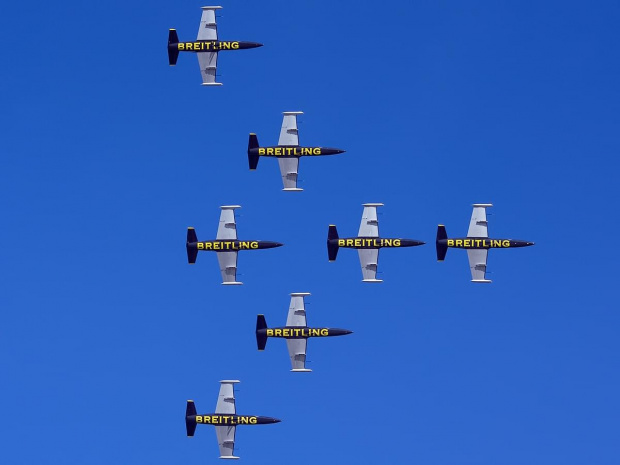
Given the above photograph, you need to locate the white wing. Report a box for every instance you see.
[358,249,381,282]
[358,203,383,237]
[467,249,491,283]
[197,52,218,85]
[286,293,310,327]
[215,380,238,414]
[278,112,302,146]
[214,380,239,458]
[216,206,240,240]
[197,7,220,41]
[467,204,492,237]
[286,339,310,372]
[217,251,241,285]
[278,158,301,191]
[215,426,237,459]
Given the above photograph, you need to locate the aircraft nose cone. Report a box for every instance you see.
[274,242,284,248]
[344,330,353,335]
[527,241,535,246]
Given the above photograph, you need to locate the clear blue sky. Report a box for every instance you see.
[1,1,619,463]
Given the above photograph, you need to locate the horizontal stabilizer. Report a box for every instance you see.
[186,400,197,437]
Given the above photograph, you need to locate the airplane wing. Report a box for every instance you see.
[467,204,492,237]
[286,293,310,326]
[214,380,239,459]
[197,7,220,40]
[278,158,301,191]
[278,112,302,146]
[358,249,381,282]
[217,251,241,285]
[216,206,239,240]
[197,52,218,85]
[286,339,310,372]
[278,112,303,191]
[358,203,382,237]
[467,249,491,283]
[196,7,222,86]
[216,206,241,285]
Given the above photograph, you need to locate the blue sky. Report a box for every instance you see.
[1,0,620,463]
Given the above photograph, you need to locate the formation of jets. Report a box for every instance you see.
[169,6,535,460]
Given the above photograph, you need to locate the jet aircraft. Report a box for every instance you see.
[256,293,353,372]
[247,112,345,191]
[186,205,282,284]
[168,6,262,85]
[327,203,425,282]
[436,203,535,283]
[186,380,281,459]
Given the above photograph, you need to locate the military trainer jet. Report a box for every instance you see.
[248,112,345,191]
[256,293,352,372]
[168,6,262,85]
[327,203,425,282]
[186,380,281,459]
[186,205,282,284]
[436,203,535,283]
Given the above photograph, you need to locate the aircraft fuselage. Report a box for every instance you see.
[438,238,534,249]
[190,414,280,426]
[188,240,283,252]
[258,326,352,339]
[249,146,345,158]
[172,40,263,52]
[330,237,425,249]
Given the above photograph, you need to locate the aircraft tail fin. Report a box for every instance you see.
[248,134,260,170]
[187,228,198,264]
[436,225,448,261]
[186,400,197,437]
[168,29,180,65]
[256,314,268,350]
[327,225,339,262]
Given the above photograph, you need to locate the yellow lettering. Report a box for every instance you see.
[178,43,185,50]
[240,416,249,424]
[266,148,274,155]
[346,239,354,247]
[258,148,265,155]
[338,239,345,246]
[211,415,218,424]
[203,416,211,424]
[502,240,510,247]
[205,242,212,250]
[455,240,463,247]
[464,239,471,247]
[447,239,454,246]
[251,241,259,249]
[274,329,282,337]
[266,329,273,336]
[249,416,257,424]
[222,42,231,50]
[197,243,204,250]
[492,240,502,247]
[311,329,320,336]
[383,239,392,247]
[194,42,200,50]
[394,239,401,247]
[213,242,220,250]
[354,239,361,247]
[196,415,203,423]
[313,148,321,155]
[320,328,328,336]
[282,329,290,337]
